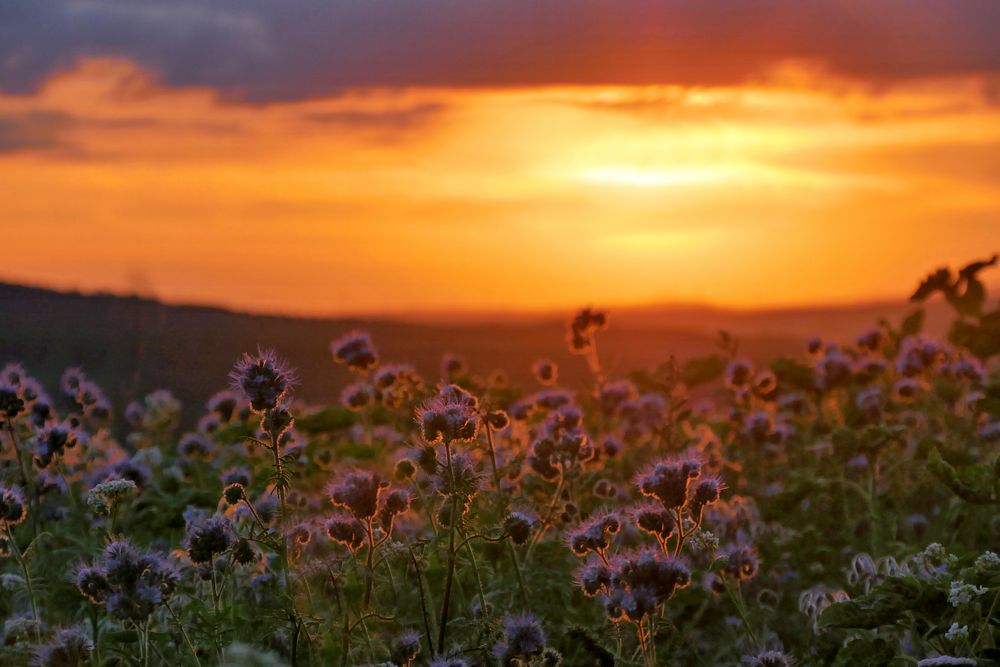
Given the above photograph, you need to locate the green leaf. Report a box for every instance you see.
[927,447,996,504]
[833,636,895,667]
[106,630,139,643]
[770,356,816,392]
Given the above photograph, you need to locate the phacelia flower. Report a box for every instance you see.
[33,627,93,667]
[229,348,296,413]
[417,386,480,444]
[493,613,546,663]
[331,332,379,372]
[326,512,366,551]
[185,515,234,564]
[532,359,558,386]
[503,510,537,545]
[0,483,28,528]
[566,511,621,558]
[327,470,387,520]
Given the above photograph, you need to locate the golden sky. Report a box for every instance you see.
[2,5,1000,316]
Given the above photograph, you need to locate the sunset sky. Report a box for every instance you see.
[1,1,999,316]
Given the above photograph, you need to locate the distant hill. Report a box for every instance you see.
[0,282,943,427]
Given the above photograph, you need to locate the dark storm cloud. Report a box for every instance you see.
[2,1,1000,103]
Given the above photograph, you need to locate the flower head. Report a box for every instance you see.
[330,331,379,372]
[229,348,296,413]
[493,613,546,663]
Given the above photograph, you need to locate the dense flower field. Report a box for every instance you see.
[3,258,1000,667]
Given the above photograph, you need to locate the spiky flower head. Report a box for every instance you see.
[33,627,93,667]
[745,650,796,667]
[389,629,421,666]
[229,348,295,413]
[566,511,621,558]
[635,457,702,510]
[327,469,387,520]
[417,385,480,444]
[492,613,546,663]
[0,483,27,528]
[503,510,537,545]
[185,515,234,564]
[325,512,366,551]
[721,542,760,580]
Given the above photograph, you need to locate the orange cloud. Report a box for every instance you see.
[0,59,998,315]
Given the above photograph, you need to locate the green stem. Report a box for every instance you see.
[438,441,459,653]
[5,525,40,640]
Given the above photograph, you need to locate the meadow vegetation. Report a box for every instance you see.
[2,257,1000,666]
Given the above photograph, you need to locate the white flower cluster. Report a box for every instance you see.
[85,478,137,517]
[974,550,1000,571]
[948,580,988,608]
[944,622,968,643]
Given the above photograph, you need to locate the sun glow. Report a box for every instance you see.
[0,60,998,314]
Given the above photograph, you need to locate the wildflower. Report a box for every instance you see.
[891,377,923,404]
[945,623,969,643]
[635,457,701,510]
[743,410,773,443]
[389,629,421,666]
[600,380,638,416]
[532,359,558,386]
[603,548,690,622]
[566,511,621,557]
[74,564,111,604]
[325,512,366,551]
[222,467,252,488]
[177,432,215,460]
[140,389,182,432]
[0,483,28,528]
[575,557,613,597]
[229,348,295,413]
[855,387,883,420]
[328,470,387,520]
[855,327,884,352]
[753,370,778,396]
[0,382,24,421]
[377,487,411,529]
[223,483,245,506]
[232,538,257,565]
[85,479,136,517]
[185,515,234,564]
[330,331,379,372]
[340,381,374,412]
[948,580,988,607]
[725,359,753,390]
[207,389,242,422]
[417,386,480,444]
[493,613,546,663]
[975,551,1000,571]
[440,353,468,378]
[567,307,607,354]
[428,653,469,667]
[486,409,510,431]
[745,650,795,667]
[33,627,93,667]
[816,346,852,390]
[633,502,675,542]
[503,510,537,545]
[721,543,760,580]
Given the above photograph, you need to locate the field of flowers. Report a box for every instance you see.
[3,257,1000,666]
